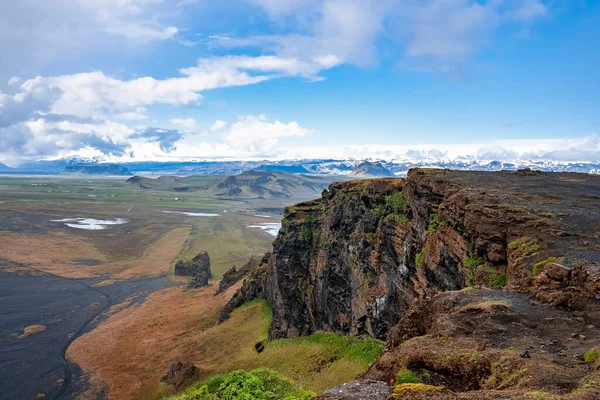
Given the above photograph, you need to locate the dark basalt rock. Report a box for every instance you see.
[216,255,265,295]
[174,251,211,288]
[222,168,600,343]
[162,361,196,393]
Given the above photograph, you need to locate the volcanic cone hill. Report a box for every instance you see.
[348,160,394,178]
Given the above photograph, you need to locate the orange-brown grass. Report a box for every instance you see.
[0,226,191,280]
[112,227,191,280]
[0,232,109,278]
[68,282,383,400]
[67,281,239,400]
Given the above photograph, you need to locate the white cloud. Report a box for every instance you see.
[0,0,179,74]
[223,115,313,154]
[210,120,227,131]
[170,118,197,129]
[11,54,337,122]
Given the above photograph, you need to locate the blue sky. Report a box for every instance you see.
[0,0,599,164]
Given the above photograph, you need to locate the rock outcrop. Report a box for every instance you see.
[223,169,600,342]
[162,361,197,393]
[174,251,211,288]
[216,255,268,295]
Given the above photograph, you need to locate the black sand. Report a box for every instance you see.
[0,261,177,400]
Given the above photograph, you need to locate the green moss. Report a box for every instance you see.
[584,348,600,363]
[465,275,474,287]
[389,213,408,223]
[465,257,485,268]
[391,383,445,398]
[509,237,541,258]
[395,369,421,384]
[488,273,508,289]
[416,250,423,267]
[439,220,449,227]
[301,224,313,242]
[523,244,541,256]
[370,205,386,218]
[532,257,557,275]
[427,214,439,233]
[386,191,407,213]
[436,332,450,343]
[508,237,527,250]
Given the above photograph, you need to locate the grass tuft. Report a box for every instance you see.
[488,273,508,289]
[395,369,421,384]
[465,257,485,268]
[584,348,600,363]
[532,257,556,275]
[416,250,423,267]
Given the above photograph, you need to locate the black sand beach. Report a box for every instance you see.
[0,261,177,400]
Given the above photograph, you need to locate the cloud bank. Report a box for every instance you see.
[0,0,576,166]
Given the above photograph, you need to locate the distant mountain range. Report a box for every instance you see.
[128,170,339,199]
[2,158,600,176]
[62,164,132,176]
[348,161,394,178]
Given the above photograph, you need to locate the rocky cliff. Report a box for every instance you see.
[223,169,600,342]
[174,251,212,288]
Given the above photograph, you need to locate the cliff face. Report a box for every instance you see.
[174,251,212,288]
[224,169,600,341]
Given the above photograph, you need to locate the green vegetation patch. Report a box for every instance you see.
[584,348,600,363]
[508,237,541,259]
[395,369,421,384]
[269,332,385,367]
[532,257,556,275]
[165,368,314,400]
[416,250,424,267]
[385,191,407,213]
[465,257,485,268]
[386,214,408,223]
[370,205,387,218]
[391,383,446,398]
[427,214,439,233]
[166,300,384,397]
[488,273,508,289]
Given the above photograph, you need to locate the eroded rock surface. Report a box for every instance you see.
[162,361,197,393]
[316,380,392,399]
[174,251,211,288]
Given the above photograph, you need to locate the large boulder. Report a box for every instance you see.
[174,251,212,288]
[162,361,197,393]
